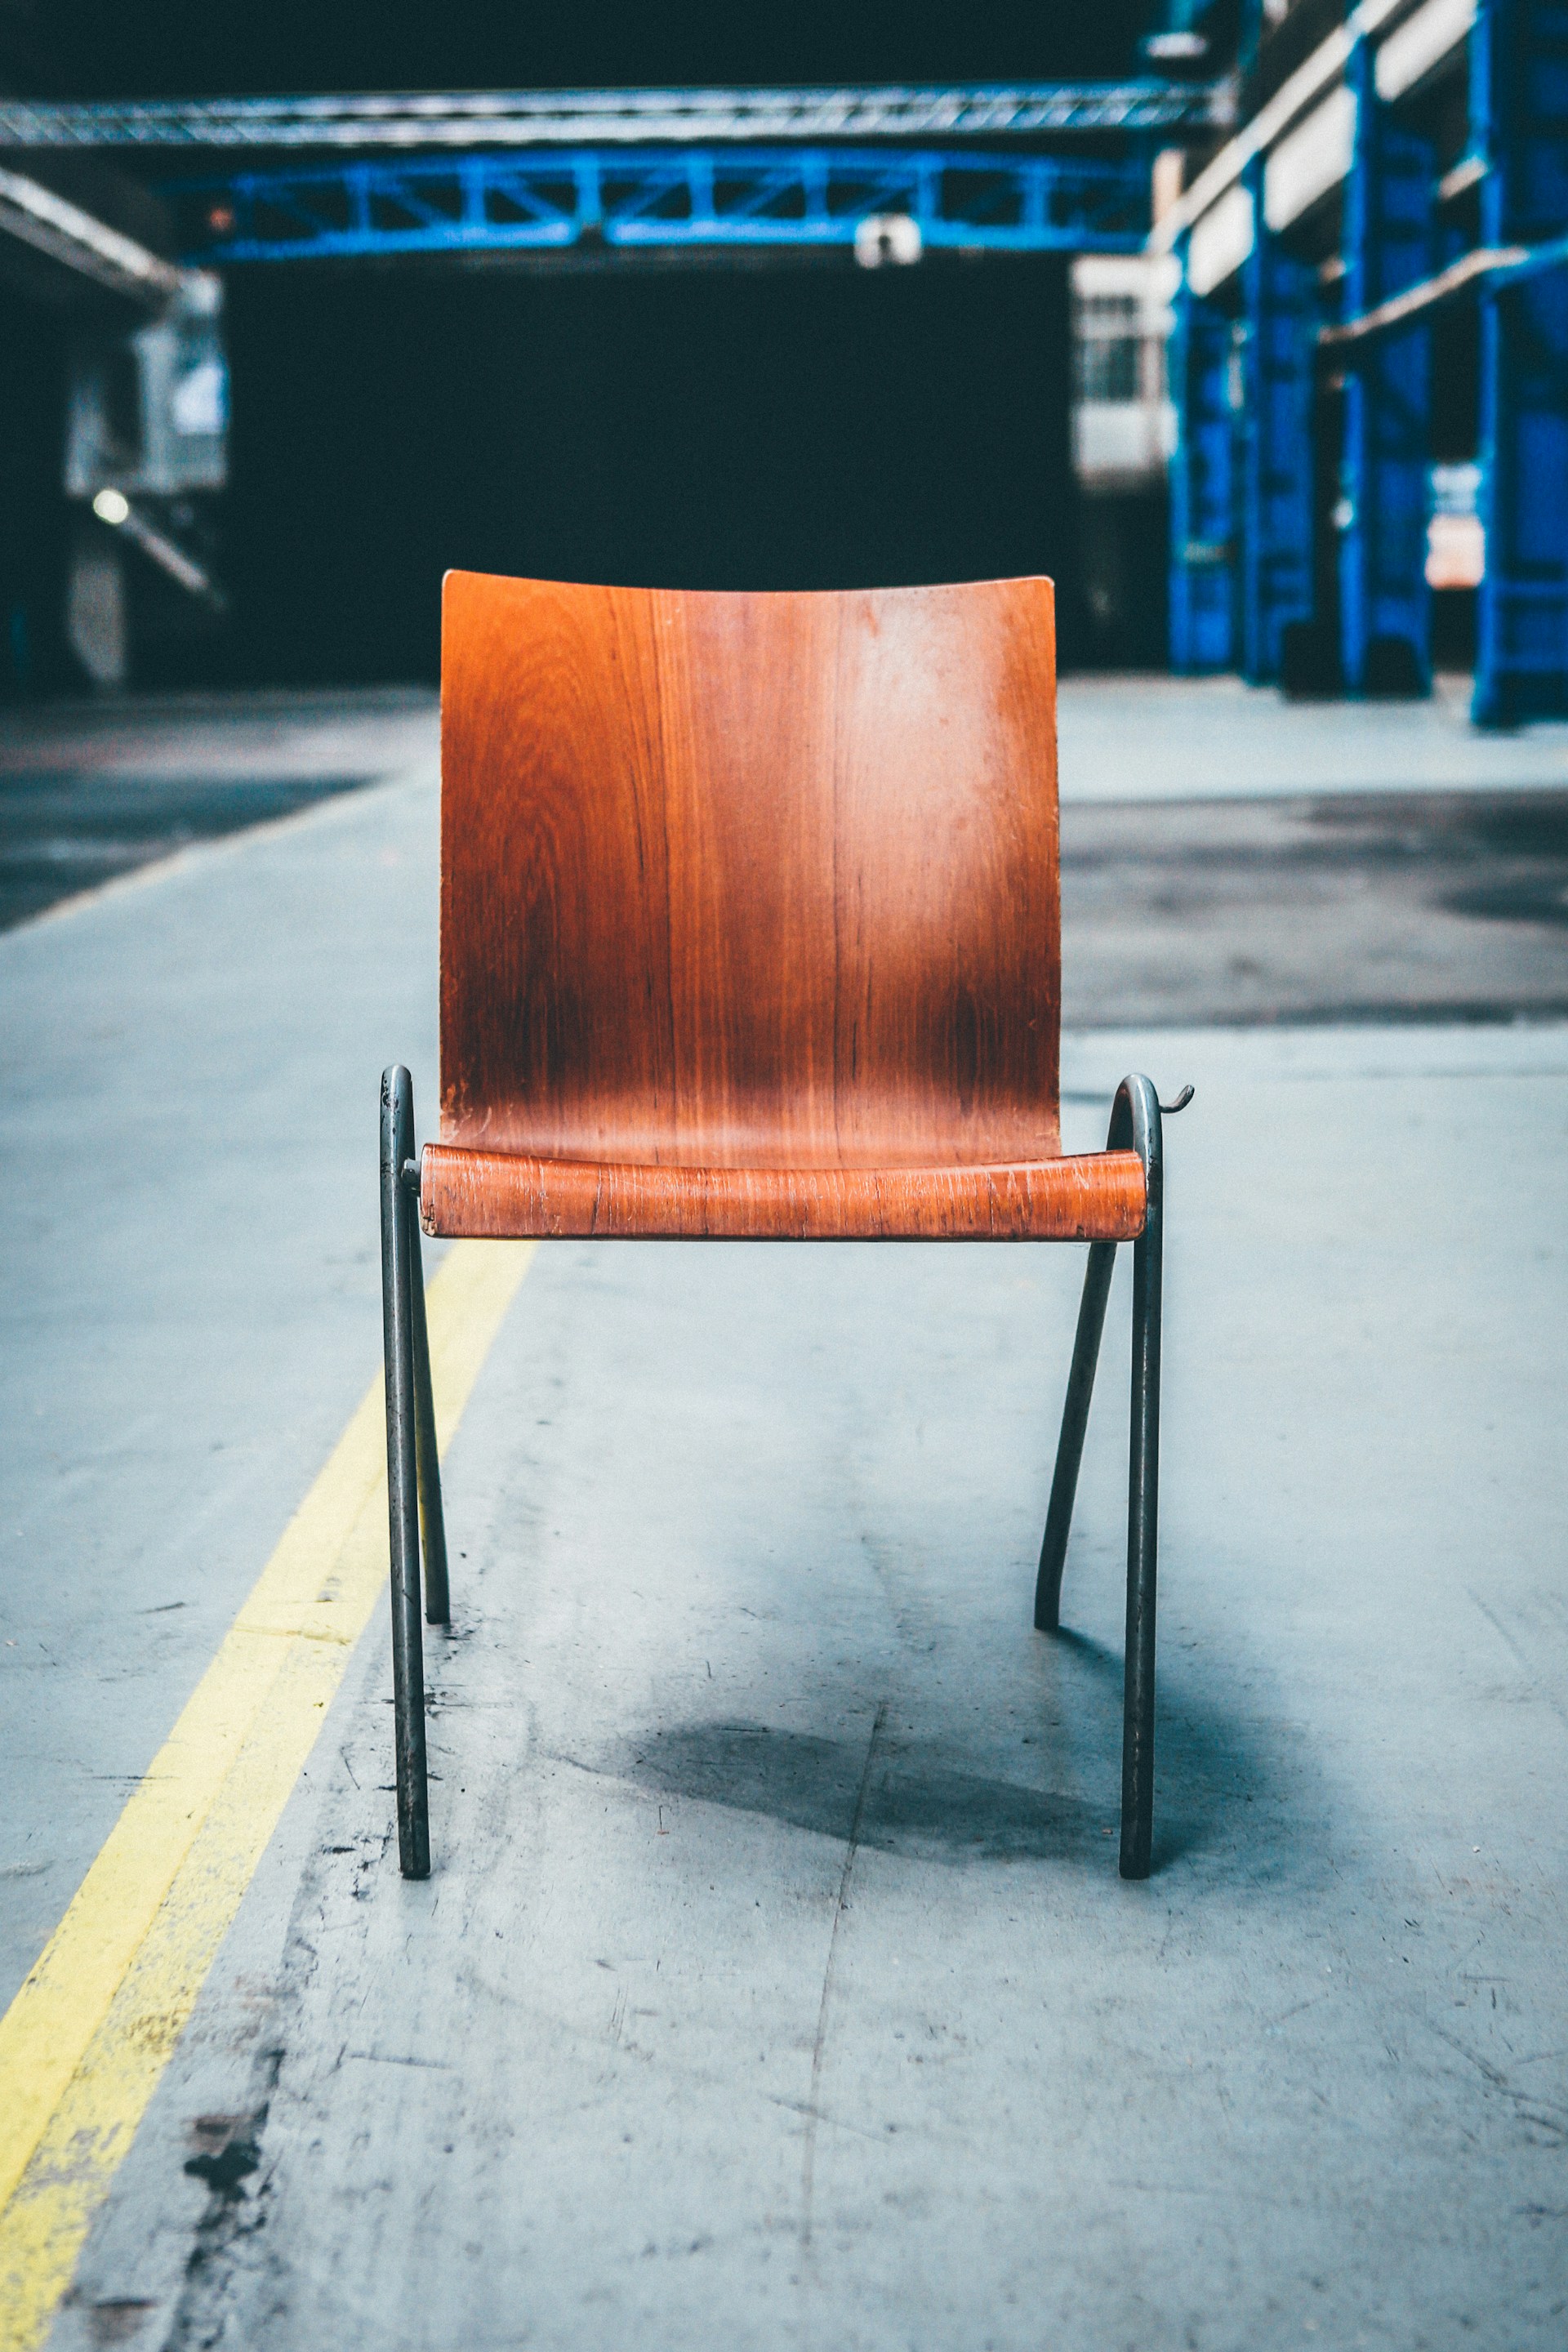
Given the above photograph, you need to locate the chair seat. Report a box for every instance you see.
[421,1143,1147,1241]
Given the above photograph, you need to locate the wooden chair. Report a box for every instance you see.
[380,570,1186,1886]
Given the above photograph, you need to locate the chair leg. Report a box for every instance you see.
[1034,1075,1165,1881]
[1034,1240,1117,1633]
[408,1211,450,1626]
[1120,1096,1163,1882]
[381,1064,430,1880]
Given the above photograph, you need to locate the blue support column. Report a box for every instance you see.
[1237,159,1316,683]
[1473,0,1568,724]
[1168,256,1236,671]
[1339,37,1436,695]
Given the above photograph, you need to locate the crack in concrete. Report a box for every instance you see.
[800,1699,886,2255]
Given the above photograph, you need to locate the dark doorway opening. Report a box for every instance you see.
[221,254,1077,685]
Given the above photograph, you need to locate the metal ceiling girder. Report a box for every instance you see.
[0,162,193,306]
[0,80,1233,153]
[176,147,1152,263]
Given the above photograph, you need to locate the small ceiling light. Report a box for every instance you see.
[92,488,131,527]
[855,214,922,270]
[1143,30,1209,60]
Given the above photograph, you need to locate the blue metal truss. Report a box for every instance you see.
[1473,0,1568,724]
[1168,270,1236,672]
[1338,33,1436,697]
[172,147,1150,264]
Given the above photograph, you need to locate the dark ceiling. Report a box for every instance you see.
[0,1,1160,100]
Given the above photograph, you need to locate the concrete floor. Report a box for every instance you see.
[0,690,435,929]
[0,766,444,2010]
[3,694,1566,2350]
[10,679,1568,1020]
[1061,790,1568,1025]
[1054,670,1568,801]
[1058,673,1568,1024]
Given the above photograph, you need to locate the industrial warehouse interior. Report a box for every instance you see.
[1,4,1566,2349]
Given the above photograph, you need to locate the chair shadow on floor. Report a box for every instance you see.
[612,1616,1320,1882]
[621,1717,1106,1867]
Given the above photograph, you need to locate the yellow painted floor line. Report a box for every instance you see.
[0,1238,536,2352]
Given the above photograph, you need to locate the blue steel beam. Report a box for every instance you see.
[170,148,1150,264]
[1473,0,1568,726]
[1237,158,1317,684]
[1339,32,1436,696]
[1168,263,1236,672]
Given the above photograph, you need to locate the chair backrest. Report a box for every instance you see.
[439,570,1060,1169]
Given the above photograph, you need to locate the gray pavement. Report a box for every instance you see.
[0,690,435,929]
[0,761,443,2006]
[1055,671,1568,802]
[9,681,1568,1024]
[1060,789,1568,1025]
[3,701,1566,2350]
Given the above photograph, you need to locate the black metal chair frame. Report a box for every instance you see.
[379,1063,1178,1886]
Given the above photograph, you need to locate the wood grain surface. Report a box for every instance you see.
[430,569,1129,1241]
[421,1143,1147,1242]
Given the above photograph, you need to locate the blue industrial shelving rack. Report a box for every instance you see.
[1169,0,1568,725]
